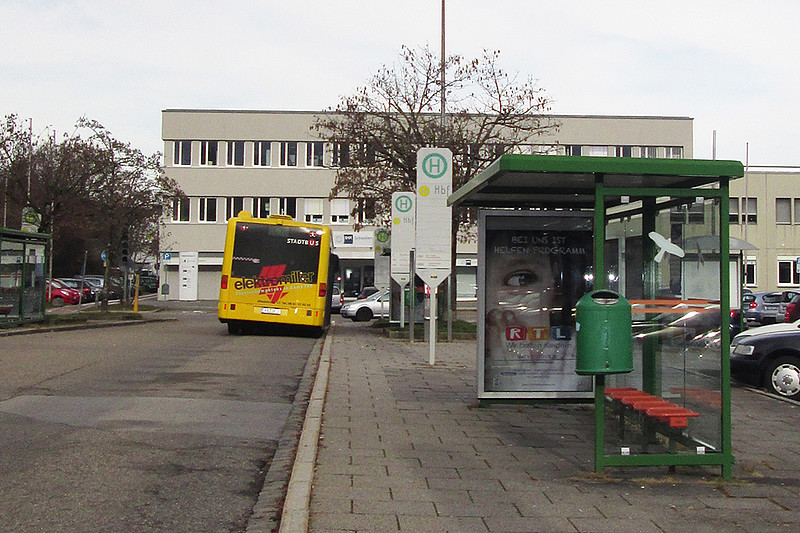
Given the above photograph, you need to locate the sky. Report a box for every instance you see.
[2,0,798,166]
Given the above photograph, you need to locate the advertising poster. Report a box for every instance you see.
[480,212,594,398]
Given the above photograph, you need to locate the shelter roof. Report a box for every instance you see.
[448,155,744,209]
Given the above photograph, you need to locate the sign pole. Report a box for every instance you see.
[400,283,406,328]
[415,147,452,364]
[447,275,452,342]
[410,250,415,344]
[429,285,437,365]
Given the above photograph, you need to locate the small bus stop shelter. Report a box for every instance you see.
[0,228,49,326]
[449,155,743,478]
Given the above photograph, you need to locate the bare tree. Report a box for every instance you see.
[314,45,559,306]
[77,118,181,308]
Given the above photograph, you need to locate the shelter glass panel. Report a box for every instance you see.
[603,195,723,456]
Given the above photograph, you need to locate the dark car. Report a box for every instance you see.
[356,286,379,300]
[58,278,98,302]
[138,273,159,293]
[82,275,125,300]
[731,324,800,400]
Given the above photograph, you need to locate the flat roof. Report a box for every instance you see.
[448,155,744,209]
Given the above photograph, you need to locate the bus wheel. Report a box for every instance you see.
[227,322,242,335]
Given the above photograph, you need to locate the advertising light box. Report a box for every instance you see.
[478,211,594,400]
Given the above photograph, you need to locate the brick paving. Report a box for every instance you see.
[307,320,800,532]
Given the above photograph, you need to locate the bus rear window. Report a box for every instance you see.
[231,223,322,284]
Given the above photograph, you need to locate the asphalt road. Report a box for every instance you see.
[0,306,318,532]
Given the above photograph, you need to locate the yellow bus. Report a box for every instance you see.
[218,211,338,336]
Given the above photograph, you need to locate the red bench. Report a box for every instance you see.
[605,387,699,428]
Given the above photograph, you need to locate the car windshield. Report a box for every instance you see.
[763,294,782,304]
[365,290,386,301]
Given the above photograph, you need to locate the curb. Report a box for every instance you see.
[278,322,333,532]
[245,323,332,533]
[0,316,173,337]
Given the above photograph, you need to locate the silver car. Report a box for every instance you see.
[331,286,343,313]
[340,288,390,322]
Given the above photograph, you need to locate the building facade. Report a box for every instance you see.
[730,168,800,293]
[159,109,695,301]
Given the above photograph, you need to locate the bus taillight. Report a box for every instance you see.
[221,275,228,289]
[319,282,327,297]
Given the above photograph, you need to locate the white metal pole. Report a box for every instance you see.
[429,284,437,365]
[410,250,415,344]
[400,283,406,328]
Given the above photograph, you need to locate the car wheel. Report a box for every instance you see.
[51,296,64,307]
[765,356,800,400]
[355,307,373,322]
[227,321,243,335]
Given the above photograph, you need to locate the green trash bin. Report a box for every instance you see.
[575,290,633,375]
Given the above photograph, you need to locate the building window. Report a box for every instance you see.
[173,141,192,166]
[199,197,217,222]
[777,198,792,224]
[641,146,658,158]
[778,259,800,285]
[278,197,297,218]
[587,146,608,157]
[200,141,218,166]
[795,199,800,224]
[226,197,244,220]
[253,197,270,218]
[671,202,705,225]
[666,146,683,159]
[743,197,757,224]
[615,146,632,157]
[227,141,245,166]
[254,141,271,167]
[304,199,324,223]
[306,141,324,167]
[744,258,757,286]
[357,198,376,224]
[566,145,582,156]
[280,142,298,167]
[333,142,350,166]
[330,198,350,225]
[729,197,740,224]
[172,197,190,222]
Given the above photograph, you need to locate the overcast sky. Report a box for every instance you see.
[2,0,797,165]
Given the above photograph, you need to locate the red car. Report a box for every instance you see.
[786,294,800,323]
[46,279,81,306]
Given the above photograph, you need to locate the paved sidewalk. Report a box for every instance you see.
[306,320,800,532]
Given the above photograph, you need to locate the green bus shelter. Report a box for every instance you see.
[0,228,49,325]
[449,155,743,478]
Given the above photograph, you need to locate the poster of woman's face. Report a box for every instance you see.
[482,215,594,394]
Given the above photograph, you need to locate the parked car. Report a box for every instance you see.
[786,293,800,323]
[81,275,125,300]
[736,318,800,340]
[340,288,390,322]
[58,278,98,302]
[45,279,81,306]
[138,273,159,293]
[731,325,800,400]
[743,292,788,325]
[356,286,379,300]
[331,286,343,313]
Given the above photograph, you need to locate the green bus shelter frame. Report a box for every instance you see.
[449,155,744,479]
[0,227,50,326]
